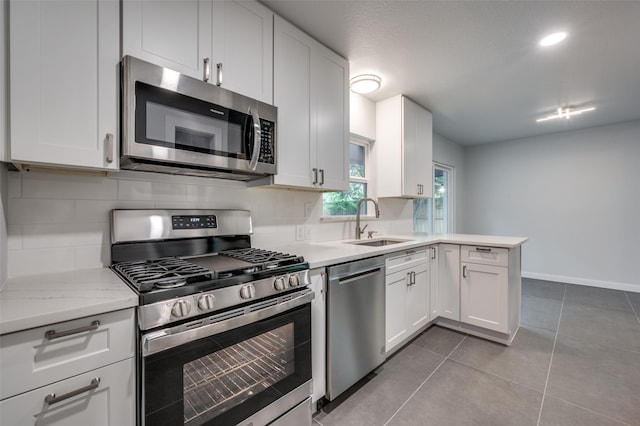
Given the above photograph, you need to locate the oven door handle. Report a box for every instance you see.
[142,289,314,357]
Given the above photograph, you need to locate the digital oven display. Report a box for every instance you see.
[172,215,217,230]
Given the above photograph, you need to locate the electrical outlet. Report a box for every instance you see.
[295,225,304,241]
[304,225,312,240]
[304,202,312,218]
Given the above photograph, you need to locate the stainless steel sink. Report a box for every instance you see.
[346,238,412,247]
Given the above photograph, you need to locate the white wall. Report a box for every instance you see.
[433,132,465,233]
[465,120,640,291]
[350,92,376,140]
[3,169,412,278]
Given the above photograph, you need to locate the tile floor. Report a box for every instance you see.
[313,278,640,426]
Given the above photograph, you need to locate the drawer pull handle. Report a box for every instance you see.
[475,247,492,252]
[45,378,100,405]
[462,265,468,278]
[45,320,100,340]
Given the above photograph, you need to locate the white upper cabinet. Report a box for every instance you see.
[376,95,433,198]
[122,0,273,104]
[211,1,273,104]
[252,16,348,191]
[1,0,6,162]
[9,0,119,171]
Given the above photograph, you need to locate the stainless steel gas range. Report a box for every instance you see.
[110,209,313,426]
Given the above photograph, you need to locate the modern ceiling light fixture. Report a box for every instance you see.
[350,74,382,94]
[539,31,567,47]
[536,106,596,122]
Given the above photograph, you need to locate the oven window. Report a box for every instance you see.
[183,323,295,426]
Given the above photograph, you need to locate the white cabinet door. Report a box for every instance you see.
[309,268,326,404]
[376,95,433,198]
[406,266,430,332]
[428,245,439,320]
[122,0,212,80]
[461,262,509,333]
[0,0,6,162]
[438,243,460,321]
[9,0,119,171]
[0,358,135,426]
[271,16,313,188]
[385,268,408,353]
[212,0,273,103]
[312,46,349,192]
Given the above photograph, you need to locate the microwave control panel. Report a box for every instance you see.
[259,119,275,164]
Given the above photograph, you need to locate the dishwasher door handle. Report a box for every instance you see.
[338,268,383,285]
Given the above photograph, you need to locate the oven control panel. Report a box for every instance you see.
[172,215,217,229]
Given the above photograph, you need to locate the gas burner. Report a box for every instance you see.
[113,258,212,293]
[155,278,187,289]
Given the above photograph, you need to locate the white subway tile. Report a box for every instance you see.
[74,200,155,223]
[7,171,21,198]
[118,179,153,200]
[7,225,23,250]
[8,248,76,277]
[22,223,108,249]
[75,245,108,269]
[8,199,75,225]
[150,181,189,201]
[21,172,118,200]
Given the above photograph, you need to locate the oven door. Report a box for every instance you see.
[141,290,313,426]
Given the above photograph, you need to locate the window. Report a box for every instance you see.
[322,138,372,216]
[414,163,454,233]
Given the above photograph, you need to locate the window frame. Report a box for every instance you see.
[321,136,375,220]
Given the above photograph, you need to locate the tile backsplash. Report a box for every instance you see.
[5,169,413,278]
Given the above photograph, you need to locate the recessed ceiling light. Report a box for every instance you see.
[539,31,567,47]
[536,106,595,122]
[350,74,382,94]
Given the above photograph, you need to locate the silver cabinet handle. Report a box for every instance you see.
[105,133,114,164]
[406,272,411,286]
[216,62,223,86]
[312,168,318,184]
[462,265,468,278]
[319,169,325,185]
[476,247,492,252]
[203,58,211,82]
[45,320,100,340]
[248,106,261,171]
[45,378,100,405]
[431,246,436,259]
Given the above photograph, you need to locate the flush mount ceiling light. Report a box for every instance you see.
[536,106,596,122]
[539,31,567,47]
[350,74,382,94]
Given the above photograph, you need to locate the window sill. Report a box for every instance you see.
[320,215,378,223]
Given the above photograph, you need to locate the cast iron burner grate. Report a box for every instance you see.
[113,257,213,292]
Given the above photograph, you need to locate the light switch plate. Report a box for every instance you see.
[295,225,304,241]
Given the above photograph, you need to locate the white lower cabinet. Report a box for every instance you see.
[0,358,135,426]
[0,308,135,426]
[309,268,326,403]
[428,245,439,320]
[437,244,460,321]
[385,250,429,353]
[461,261,509,333]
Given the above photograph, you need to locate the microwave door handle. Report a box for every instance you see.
[248,107,261,171]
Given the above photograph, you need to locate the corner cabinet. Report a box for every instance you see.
[385,249,430,354]
[9,0,119,171]
[122,0,273,104]
[376,95,433,198]
[250,16,349,192]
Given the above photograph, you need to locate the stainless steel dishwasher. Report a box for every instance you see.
[326,255,385,400]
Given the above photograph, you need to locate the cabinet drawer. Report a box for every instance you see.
[386,250,428,274]
[461,245,508,267]
[0,308,135,399]
[0,358,135,426]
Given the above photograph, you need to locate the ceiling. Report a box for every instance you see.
[261,0,640,145]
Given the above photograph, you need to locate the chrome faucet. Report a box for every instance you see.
[355,198,380,239]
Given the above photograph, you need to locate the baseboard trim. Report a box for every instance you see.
[522,271,640,293]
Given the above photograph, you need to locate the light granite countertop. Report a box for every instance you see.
[0,268,138,335]
[260,233,528,269]
[0,233,526,335]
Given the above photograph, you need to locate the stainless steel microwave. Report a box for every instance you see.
[121,56,277,180]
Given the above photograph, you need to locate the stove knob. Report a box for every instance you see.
[198,294,215,311]
[240,284,256,300]
[171,300,191,318]
[289,274,300,287]
[274,277,287,291]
